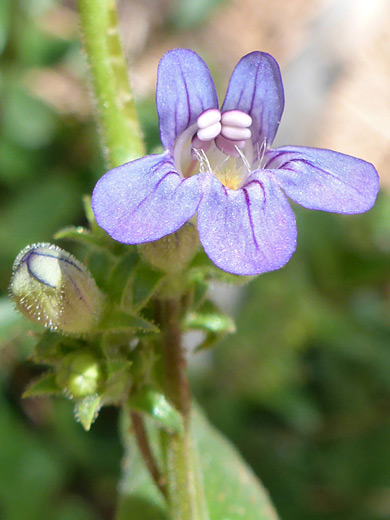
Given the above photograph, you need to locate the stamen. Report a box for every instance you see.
[192,147,212,173]
[221,110,252,128]
[234,145,252,172]
[221,126,251,141]
[259,137,267,162]
[197,121,222,141]
[197,108,221,128]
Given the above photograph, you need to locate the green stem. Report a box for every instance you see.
[157,298,207,520]
[78,0,145,168]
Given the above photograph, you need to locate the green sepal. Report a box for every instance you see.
[128,386,184,434]
[22,372,62,398]
[107,359,132,379]
[101,332,131,361]
[123,261,164,312]
[103,359,133,405]
[74,394,102,431]
[98,306,159,334]
[32,331,66,364]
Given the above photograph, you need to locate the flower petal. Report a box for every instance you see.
[267,146,380,214]
[157,49,219,152]
[221,52,284,150]
[92,153,202,243]
[197,173,297,275]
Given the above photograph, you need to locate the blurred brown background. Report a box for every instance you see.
[35,0,390,186]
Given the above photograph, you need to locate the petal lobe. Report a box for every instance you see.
[197,173,297,275]
[268,146,380,214]
[157,49,218,152]
[92,153,202,244]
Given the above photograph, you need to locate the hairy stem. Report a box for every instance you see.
[78,0,145,168]
[157,298,204,520]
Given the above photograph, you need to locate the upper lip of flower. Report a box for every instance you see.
[91,48,380,276]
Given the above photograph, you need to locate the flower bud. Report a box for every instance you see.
[10,243,103,335]
[140,223,199,273]
[56,351,102,398]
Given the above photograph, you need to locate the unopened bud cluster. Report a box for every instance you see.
[56,351,103,398]
[10,243,103,335]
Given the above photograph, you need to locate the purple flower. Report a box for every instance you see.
[92,49,379,276]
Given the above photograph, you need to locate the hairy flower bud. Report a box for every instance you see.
[10,243,103,335]
[56,351,102,398]
[140,223,199,273]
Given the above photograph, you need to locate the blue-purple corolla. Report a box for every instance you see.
[92,49,379,275]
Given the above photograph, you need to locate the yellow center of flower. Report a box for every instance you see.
[214,166,246,190]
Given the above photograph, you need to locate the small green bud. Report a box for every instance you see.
[140,223,199,273]
[56,352,103,398]
[10,243,103,335]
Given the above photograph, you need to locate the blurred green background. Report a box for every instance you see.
[1,0,389,519]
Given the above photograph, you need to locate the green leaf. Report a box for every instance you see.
[54,224,127,257]
[191,278,209,309]
[86,249,115,291]
[184,300,236,350]
[193,406,280,520]
[124,261,164,312]
[98,307,158,334]
[74,394,102,431]
[116,404,279,519]
[109,251,139,302]
[129,386,184,434]
[54,226,104,248]
[184,309,235,335]
[22,372,62,398]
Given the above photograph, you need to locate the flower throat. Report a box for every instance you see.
[174,108,255,190]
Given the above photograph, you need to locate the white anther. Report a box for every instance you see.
[197,108,221,128]
[221,126,252,141]
[197,121,221,141]
[221,110,252,128]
